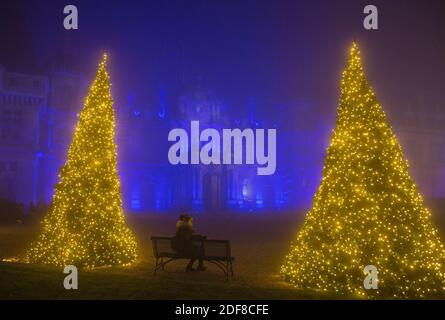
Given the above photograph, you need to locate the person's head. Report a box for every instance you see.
[179,214,186,221]
[184,215,193,225]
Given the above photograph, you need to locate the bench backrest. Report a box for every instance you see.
[200,239,232,260]
[151,236,175,258]
[150,236,232,259]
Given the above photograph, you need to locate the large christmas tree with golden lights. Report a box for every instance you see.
[281,43,445,298]
[27,54,137,268]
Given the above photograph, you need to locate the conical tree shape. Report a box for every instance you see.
[27,54,137,267]
[281,43,445,298]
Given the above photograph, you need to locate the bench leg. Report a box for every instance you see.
[225,261,230,281]
[154,258,159,275]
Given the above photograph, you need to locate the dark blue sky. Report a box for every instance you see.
[1,0,444,116]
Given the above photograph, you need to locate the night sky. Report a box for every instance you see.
[1,0,444,117]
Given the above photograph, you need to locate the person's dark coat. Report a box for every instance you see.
[172,224,196,256]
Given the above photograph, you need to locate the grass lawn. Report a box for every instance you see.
[1,207,444,300]
[0,214,332,299]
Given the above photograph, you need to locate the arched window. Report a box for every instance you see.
[242,178,249,200]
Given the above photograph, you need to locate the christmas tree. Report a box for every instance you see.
[281,43,445,298]
[27,54,137,268]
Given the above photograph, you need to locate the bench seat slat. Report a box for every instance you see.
[157,252,234,261]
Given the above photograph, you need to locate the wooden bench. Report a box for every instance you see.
[150,236,234,280]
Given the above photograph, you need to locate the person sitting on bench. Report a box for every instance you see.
[176,214,187,229]
[172,214,206,272]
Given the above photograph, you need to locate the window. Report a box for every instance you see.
[242,178,249,199]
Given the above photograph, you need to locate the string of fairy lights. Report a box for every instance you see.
[26,54,137,268]
[281,43,445,298]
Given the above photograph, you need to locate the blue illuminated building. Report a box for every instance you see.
[0,64,329,213]
[1,63,444,214]
[116,80,328,213]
